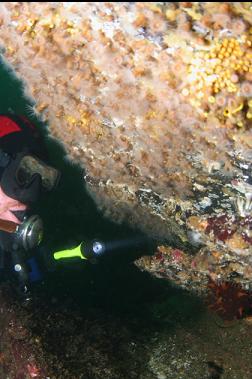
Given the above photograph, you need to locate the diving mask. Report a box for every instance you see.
[16,155,60,191]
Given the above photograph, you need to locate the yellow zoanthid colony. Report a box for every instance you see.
[0,2,252,293]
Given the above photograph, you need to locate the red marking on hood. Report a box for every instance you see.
[0,116,21,137]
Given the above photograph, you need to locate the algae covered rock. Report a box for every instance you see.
[0,2,252,292]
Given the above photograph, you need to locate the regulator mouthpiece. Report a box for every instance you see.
[16,215,43,250]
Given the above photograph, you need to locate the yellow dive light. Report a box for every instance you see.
[53,240,106,261]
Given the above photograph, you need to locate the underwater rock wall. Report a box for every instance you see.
[0,2,252,293]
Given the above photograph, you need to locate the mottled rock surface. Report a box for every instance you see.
[2,279,252,379]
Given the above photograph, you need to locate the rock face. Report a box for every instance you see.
[0,2,252,293]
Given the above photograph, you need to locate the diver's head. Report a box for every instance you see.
[0,114,60,204]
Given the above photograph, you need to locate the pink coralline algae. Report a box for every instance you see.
[206,215,236,242]
[171,249,184,263]
[27,363,41,378]
[0,2,252,293]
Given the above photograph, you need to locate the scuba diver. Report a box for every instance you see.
[0,113,155,300]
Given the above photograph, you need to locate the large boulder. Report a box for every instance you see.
[0,2,251,293]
